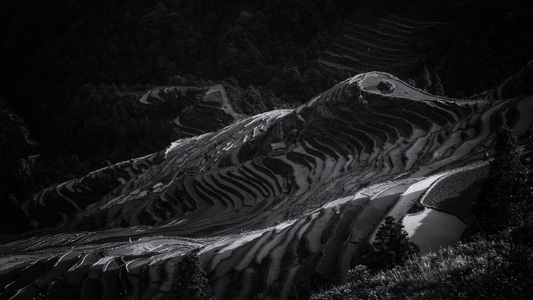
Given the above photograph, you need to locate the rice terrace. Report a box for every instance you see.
[1,0,533,299]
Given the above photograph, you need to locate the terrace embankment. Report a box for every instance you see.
[5,72,533,299]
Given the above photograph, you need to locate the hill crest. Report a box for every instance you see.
[4,71,533,300]
[21,71,507,232]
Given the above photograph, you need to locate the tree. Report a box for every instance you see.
[364,216,420,271]
[405,78,416,88]
[475,126,531,233]
[172,250,214,300]
[431,72,445,96]
[253,293,276,300]
[418,65,432,91]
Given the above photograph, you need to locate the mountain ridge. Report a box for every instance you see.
[2,70,533,299]
[19,71,522,232]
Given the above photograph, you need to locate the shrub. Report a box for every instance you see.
[312,237,533,299]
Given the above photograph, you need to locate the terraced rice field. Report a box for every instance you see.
[2,72,532,299]
[319,13,450,75]
[139,84,243,138]
[403,208,467,254]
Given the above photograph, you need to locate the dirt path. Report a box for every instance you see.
[205,84,245,120]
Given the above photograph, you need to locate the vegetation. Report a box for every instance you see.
[420,0,533,97]
[1,0,354,121]
[362,216,420,271]
[0,102,35,232]
[253,293,276,300]
[0,1,531,298]
[430,72,445,96]
[313,126,533,299]
[0,0,352,216]
[1,0,532,229]
[313,236,533,300]
[31,84,182,187]
[475,126,532,233]
[172,250,214,300]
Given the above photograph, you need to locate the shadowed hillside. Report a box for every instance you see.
[2,71,532,299]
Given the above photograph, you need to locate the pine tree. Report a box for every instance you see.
[172,250,214,300]
[418,65,432,91]
[365,216,420,271]
[431,72,445,96]
[406,78,416,88]
[475,126,531,233]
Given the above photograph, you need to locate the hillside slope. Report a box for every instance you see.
[319,13,435,75]
[2,72,533,300]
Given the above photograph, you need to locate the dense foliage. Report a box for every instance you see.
[1,0,532,206]
[1,0,354,122]
[0,0,352,211]
[0,103,35,232]
[312,237,533,300]
[420,0,533,97]
[362,216,420,271]
[475,126,533,233]
[172,250,214,300]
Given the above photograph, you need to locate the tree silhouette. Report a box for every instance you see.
[475,126,531,233]
[418,65,432,91]
[365,216,420,271]
[431,72,445,96]
[172,250,214,300]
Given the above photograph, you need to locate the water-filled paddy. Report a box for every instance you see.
[403,208,467,253]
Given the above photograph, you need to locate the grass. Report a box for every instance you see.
[311,233,533,299]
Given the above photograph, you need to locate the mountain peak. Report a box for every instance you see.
[297,71,456,118]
